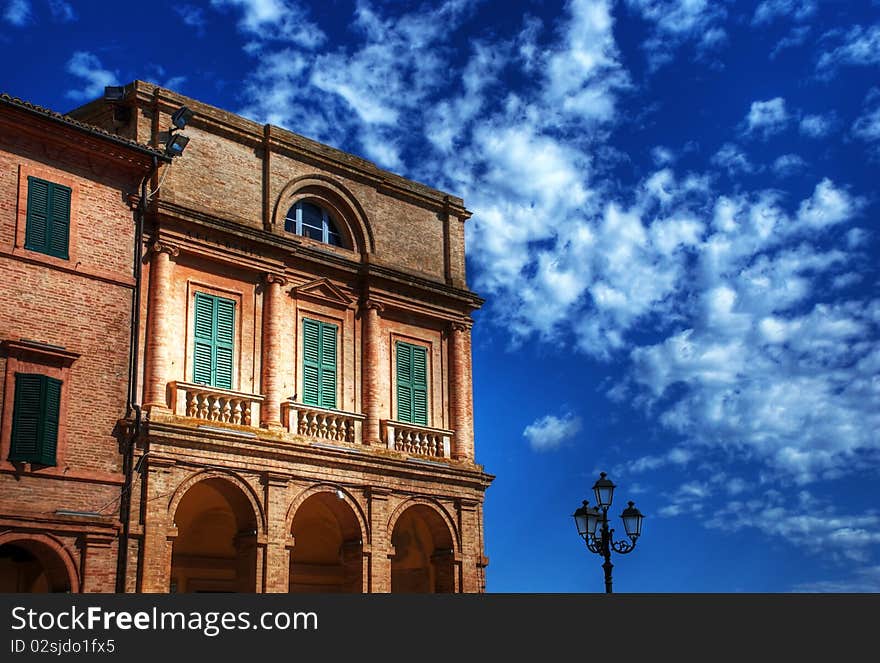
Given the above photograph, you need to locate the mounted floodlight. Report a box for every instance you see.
[170,105,194,130]
[164,133,190,157]
[104,85,126,101]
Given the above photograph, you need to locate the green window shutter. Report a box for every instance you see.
[25,177,70,259]
[396,342,428,425]
[411,345,428,425]
[10,374,42,462]
[302,319,320,406]
[9,374,60,466]
[193,292,215,386]
[40,378,62,465]
[319,323,337,409]
[301,318,337,408]
[396,341,413,423]
[215,297,235,389]
[49,183,71,259]
[25,177,50,253]
[192,292,236,389]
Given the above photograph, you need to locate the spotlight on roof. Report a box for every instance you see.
[170,105,194,130]
[164,133,190,157]
[104,85,126,101]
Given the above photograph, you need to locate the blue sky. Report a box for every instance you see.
[3,0,879,592]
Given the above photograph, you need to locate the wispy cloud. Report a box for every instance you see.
[48,0,74,22]
[523,412,583,452]
[743,97,789,137]
[624,0,727,70]
[799,113,835,138]
[817,23,880,76]
[772,153,806,176]
[211,0,325,48]
[174,4,206,35]
[3,0,30,26]
[752,0,817,26]
[65,51,119,102]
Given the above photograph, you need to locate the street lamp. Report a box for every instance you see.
[573,472,645,593]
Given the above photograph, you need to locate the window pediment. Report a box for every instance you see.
[290,278,355,309]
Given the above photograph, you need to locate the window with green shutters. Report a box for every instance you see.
[192,292,236,389]
[396,341,428,426]
[25,176,71,259]
[9,373,61,466]
[302,318,337,409]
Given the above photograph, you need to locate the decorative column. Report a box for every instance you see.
[449,320,474,460]
[261,273,287,428]
[361,299,384,445]
[77,533,117,593]
[143,242,178,412]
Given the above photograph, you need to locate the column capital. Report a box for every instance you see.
[263,272,288,287]
[360,298,385,313]
[450,319,473,333]
[149,241,179,258]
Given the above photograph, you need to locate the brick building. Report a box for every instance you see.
[0,81,492,593]
[0,93,168,592]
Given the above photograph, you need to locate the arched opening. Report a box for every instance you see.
[390,505,456,593]
[171,478,258,593]
[289,492,363,593]
[0,540,73,593]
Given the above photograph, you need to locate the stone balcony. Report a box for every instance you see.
[282,400,365,444]
[168,381,265,427]
[382,420,453,459]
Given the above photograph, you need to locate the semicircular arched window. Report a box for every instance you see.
[285,201,343,247]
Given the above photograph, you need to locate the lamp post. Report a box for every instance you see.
[573,472,644,593]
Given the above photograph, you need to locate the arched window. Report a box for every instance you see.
[285,201,343,247]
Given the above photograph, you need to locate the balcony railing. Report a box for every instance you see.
[282,401,365,444]
[169,381,264,427]
[382,420,453,459]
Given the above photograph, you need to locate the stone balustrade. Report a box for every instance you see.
[282,400,365,444]
[169,381,264,427]
[382,420,453,459]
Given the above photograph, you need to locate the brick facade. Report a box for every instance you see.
[0,81,492,593]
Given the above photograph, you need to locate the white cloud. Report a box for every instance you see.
[65,51,119,102]
[744,97,789,137]
[211,0,325,48]
[174,4,206,34]
[817,24,880,75]
[752,0,817,26]
[772,153,806,176]
[770,25,811,59]
[852,90,880,143]
[799,113,834,138]
[793,566,880,592]
[796,178,857,229]
[523,413,583,452]
[624,0,727,70]
[3,0,30,25]
[711,143,755,175]
[707,492,880,563]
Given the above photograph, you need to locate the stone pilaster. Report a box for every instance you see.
[260,273,287,427]
[449,320,474,460]
[361,299,384,445]
[262,472,290,593]
[143,242,178,412]
[367,487,391,592]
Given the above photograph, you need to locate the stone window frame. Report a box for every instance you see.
[14,163,81,268]
[0,339,79,471]
[184,281,244,393]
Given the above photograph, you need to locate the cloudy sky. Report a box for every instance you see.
[3,0,879,592]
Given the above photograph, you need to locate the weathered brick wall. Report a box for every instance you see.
[0,117,145,593]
